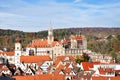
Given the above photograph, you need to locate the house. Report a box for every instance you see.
[93,63,120,77]
[0,52,15,64]
[0,65,12,76]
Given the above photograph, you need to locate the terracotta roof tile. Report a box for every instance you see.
[53,59,61,67]
[13,75,34,80]
[56,56,75,62]
[20,56,51,63]
[2,65,9,71]
[54,64,65,75]
[70,35,84,40]
[81,62,100,71]
[110,77,120,80]
[0,52,14,56]
[98,68,113,74]
[27,39,62,48]
[13,74,65,80]
[92,76,108,80]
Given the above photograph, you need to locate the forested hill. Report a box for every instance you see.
[0,28,120,51]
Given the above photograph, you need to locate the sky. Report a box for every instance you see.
[0,0,120,32]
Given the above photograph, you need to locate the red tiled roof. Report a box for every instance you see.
[98,68,113,74]
[15,37,21,43]
[92,76,107,80]
[53,59,61,67]
[81,62,100,71]
[13,75,34,80]
[65,63,70,68]
[81,62,93,71]
[35,74,65,80]
[110,77,120,80]
[56,56,75,62]
[70,35,84,40]
[54,64,65,75]
[62,39,69,44]
[98,68,105,74]
[2,65,9,71]
[27,39,62,48]
[20,56,51,63]
[0,52,14,56]
[64,67,72,73]
[13,74,65,80]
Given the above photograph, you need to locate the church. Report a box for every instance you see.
[0,26,87,66]
[26,26,87,58]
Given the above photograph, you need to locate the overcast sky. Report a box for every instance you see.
[0,0,120,32]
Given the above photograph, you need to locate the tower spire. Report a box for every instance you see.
[48,21,54,44]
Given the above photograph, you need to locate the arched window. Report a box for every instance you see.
[29,49,34,56]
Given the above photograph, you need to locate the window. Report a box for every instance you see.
[17,47,19,49]
[17,53,19,56]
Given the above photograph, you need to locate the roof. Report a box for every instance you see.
[54,64,65,75]
[13,75,34,80]
[98,68,113,74]
[20,56,52,63]
[2,65,9,71]
[92,76,120,80]
[110,77,120,80]
[70,35,84,40]
[56,56,75,62]
[92,76,108,80]
[0,52,14,56]
[13,74,65,80]
[53,58,61,67]
[27,39,62,48]
[15,37,21,43]
[81,62,100,71]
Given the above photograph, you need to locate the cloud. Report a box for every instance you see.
[0,0,120,32]
[74,0,82,3]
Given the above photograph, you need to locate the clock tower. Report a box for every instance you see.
[48,26,54,44]
[14,38,21,67]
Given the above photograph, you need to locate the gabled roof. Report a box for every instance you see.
[81,62,100,71]
[70,35,84,40]
[20,56,52,63]
[27,39,62,48]
[98,68,113,74]
[54,64,65,75]
[56,56,75,62]
[2,65,9,71]
[53,58,61,67]
[0,52,14,56]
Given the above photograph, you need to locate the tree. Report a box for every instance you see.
[75,55,84,64]
[110,51,117,59]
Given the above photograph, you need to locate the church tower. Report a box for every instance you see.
[14,38,22,67]
[48,25,54,44]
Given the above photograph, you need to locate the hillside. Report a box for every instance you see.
[0,28,120,51]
